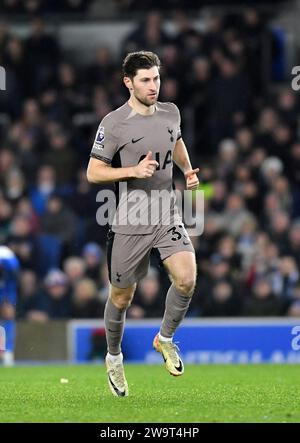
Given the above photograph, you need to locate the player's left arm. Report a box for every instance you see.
[173,138,199,190]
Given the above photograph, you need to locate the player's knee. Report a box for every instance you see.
[175,276,196,297]
[117,297,133,310]
[111,287,135,310]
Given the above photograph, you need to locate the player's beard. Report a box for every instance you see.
[134,91,157,107]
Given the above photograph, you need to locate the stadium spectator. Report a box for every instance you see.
[70,278,104,319]
[242,277,284,316]
[208,54,251,149]
[220,193,255,237]
[127,268,164,319]
[121,11,170,56]
[40,194,77,255]
[82,242,104,285]
[43,128,78,186]
[6,214,37,270]
[272,256,299,301]
[17,269,40,319]
[25,17,61,95]
[201,280,242,317]
[29,165,57,216]
[0,197,13,243]
[63,256,86,288]
[36,269,71,320]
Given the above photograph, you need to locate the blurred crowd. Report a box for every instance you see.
[0,0,93,14]
[0,1,283,16]
[1,8,300,321]
[118,0,284,12]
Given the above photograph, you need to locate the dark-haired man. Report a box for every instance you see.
[87,51,199,397]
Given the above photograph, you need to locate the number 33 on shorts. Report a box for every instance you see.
[167,225,191,245]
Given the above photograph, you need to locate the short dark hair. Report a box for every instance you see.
[122,51,161,79]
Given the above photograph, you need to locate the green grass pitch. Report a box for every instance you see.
[0,364,299,423]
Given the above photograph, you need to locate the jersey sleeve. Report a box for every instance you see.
[173,104,182,140]
[90,115,118,164]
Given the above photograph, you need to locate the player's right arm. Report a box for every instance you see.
[87,116,158,184]
[87,151,158,184]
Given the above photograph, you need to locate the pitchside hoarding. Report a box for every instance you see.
[68,319,300,364]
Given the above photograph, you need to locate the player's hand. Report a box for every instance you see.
[185,168,200,190]
[133,151,159,179]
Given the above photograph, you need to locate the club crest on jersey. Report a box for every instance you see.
[167,127,174,142]
[95,126,105,144]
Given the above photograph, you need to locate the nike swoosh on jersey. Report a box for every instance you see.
[118,141,130,152]
[132,137,145,144]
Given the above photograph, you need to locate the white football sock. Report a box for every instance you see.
[2,351,14,367]
[158,333,172,343]
[107,352,123,364]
